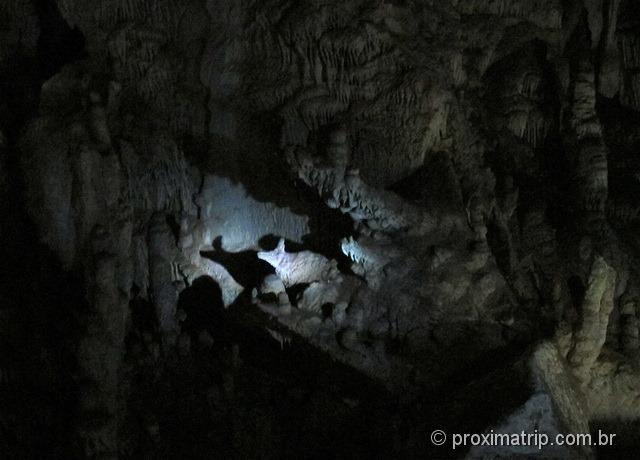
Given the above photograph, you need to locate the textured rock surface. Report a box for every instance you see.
[4,0,640,458]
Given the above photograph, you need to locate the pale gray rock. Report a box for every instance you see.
[259,274,286,296]
[257,238,339,287]
[195,175,309,252]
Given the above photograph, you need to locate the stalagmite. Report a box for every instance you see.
[7,0,640,457]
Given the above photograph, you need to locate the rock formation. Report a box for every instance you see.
[3,0,640,458]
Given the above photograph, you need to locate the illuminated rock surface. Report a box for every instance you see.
[2,0,640,458]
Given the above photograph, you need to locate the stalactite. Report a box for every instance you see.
[564,61,609,230]
[12,0,640,456]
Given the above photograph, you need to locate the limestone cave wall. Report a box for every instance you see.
[2,0,640,458]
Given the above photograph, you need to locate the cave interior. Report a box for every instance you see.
[2,0,640,458]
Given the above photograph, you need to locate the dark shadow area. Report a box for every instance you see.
[0,167,85,459]
[408,349,533,459]
[592,419,640,460]
[32,0,87,80]
[597,95,640,229]
[389,151,464,214]
[0,3,87,458]
[200,237,275,290]
[258,233,286,250]
[285,283,310,308]
[128,289,160,343]
[177,276,227,342]
[0,0,86,134]
[486,217,513,275]
[568,275,586,311]
[124,289,399,459]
